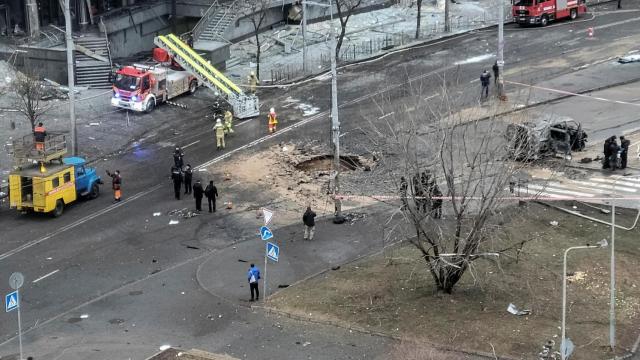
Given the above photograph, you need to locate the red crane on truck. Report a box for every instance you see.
[513,0,587,26]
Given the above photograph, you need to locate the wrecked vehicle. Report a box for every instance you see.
[505,119,587,160]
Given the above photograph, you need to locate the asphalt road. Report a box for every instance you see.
[1,2,640,358]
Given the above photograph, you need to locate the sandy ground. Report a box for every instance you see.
[267,202,640,359]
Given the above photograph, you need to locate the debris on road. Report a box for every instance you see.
[153,212,161,216]
[168,208,200,218]
[618,54,640,64]
[507,303,531,316]
[169,220,179,225]
[549,221,559,226]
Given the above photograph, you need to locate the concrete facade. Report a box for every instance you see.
[1,46,68,84]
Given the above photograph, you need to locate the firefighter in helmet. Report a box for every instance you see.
[213,118,225,150]
[248,71,258,94]
[224,110,234,134]
[268,107,278,134]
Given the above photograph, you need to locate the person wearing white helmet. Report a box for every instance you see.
[213,118,226,150]
[268,107,278,134]
[248,71,258,94]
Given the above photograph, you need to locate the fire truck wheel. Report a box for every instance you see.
[540,15,549,26]
[53,200,64,217]
[189,80,198,95]
[145,99,155,113]
[570,9,577,20]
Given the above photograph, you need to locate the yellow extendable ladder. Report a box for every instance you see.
[154,34,260,119]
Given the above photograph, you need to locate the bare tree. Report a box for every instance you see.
[335,0,364,61]
[243,0,270,80]
[367,75,533,293]
[10,68,51,132]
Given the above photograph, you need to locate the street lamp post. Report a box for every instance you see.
[63,0,77,156]
[609,174,640,350]
[497,0,506,100]
[562,239,608,360]
[302,0,308,74]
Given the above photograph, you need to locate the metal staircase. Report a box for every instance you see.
[154,34,259,119]
[74,35,113,89]
[193,0,242,43]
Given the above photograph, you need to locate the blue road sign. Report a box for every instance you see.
[266,242,280,262]
[5,291,18,312]
[260,226,274,241]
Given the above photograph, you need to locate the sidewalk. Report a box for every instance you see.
[196,207,391,304]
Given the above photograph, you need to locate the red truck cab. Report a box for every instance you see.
[513,0,587,26]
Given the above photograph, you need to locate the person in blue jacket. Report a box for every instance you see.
[247,264,261,301]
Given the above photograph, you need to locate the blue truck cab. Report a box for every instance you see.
[62,157,102,199]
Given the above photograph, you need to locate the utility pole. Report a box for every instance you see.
[63,0,77,156]
[328,0,342,222]
[497,0,506,100]
[302,0,308,74]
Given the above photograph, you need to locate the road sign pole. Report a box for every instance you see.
[16,289,23,360]
[263,251,268,302]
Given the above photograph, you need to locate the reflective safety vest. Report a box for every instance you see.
[34,126,46,142]
[268,113,278,125]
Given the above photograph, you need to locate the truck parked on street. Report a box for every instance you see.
[513,0,587,26]
[8,133,102,217]
[111,48,199,113]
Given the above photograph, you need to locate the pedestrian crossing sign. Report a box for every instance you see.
[5,291,18,312]
[266,242,279,262]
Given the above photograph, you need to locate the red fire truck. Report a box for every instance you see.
[111,48,198,113]
[512,0,587,26]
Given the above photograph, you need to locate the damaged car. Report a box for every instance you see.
[505,119,588,160]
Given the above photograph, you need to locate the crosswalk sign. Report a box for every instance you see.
[266,242,279,262]
[5,291,19,312]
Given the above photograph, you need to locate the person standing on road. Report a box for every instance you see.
[192,179,204,212]
[247,263,261,301]
[171,166,183,200]
[205,180,218,212]
[492,61,499,85]
[173,147,184,170]
[268,108,278,134]
[224,110,234,134]
[213,118,226,150]
[608,136,620,171]
[183,164,193,195]
[302,206,317,241]
[106,170,122,202]
[603,136,613,169]
[248,71,259,94]
[431,184,443,219]
[480,70,491,100]
[620,136,630,169]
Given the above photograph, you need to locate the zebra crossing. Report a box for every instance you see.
[517,175,640,201]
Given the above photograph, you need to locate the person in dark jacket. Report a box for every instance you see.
[247,264,261,301]
[171,166,183,200]
[603,137,612,169]
[480,70,491,100]
[192,179,204,211]
[492,61,499,85]
[431,185,443,219]
[173,147,184,169]
[620,136,631,169]
[204,180,218,212]
[608,137,620,171]
[399,177,408,210]
[302,206,317,240]
[183,164,193,194]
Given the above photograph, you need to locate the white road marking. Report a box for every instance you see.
[571,180,637,192]
[32,269,60,284]
[378,112,394,119]
[526,184,596,197]
[181,140,200,149]
[589,178,640,188]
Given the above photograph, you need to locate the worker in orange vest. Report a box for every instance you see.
[268,108,278,134]
[106,170,122,202]
[34,122,46,151]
